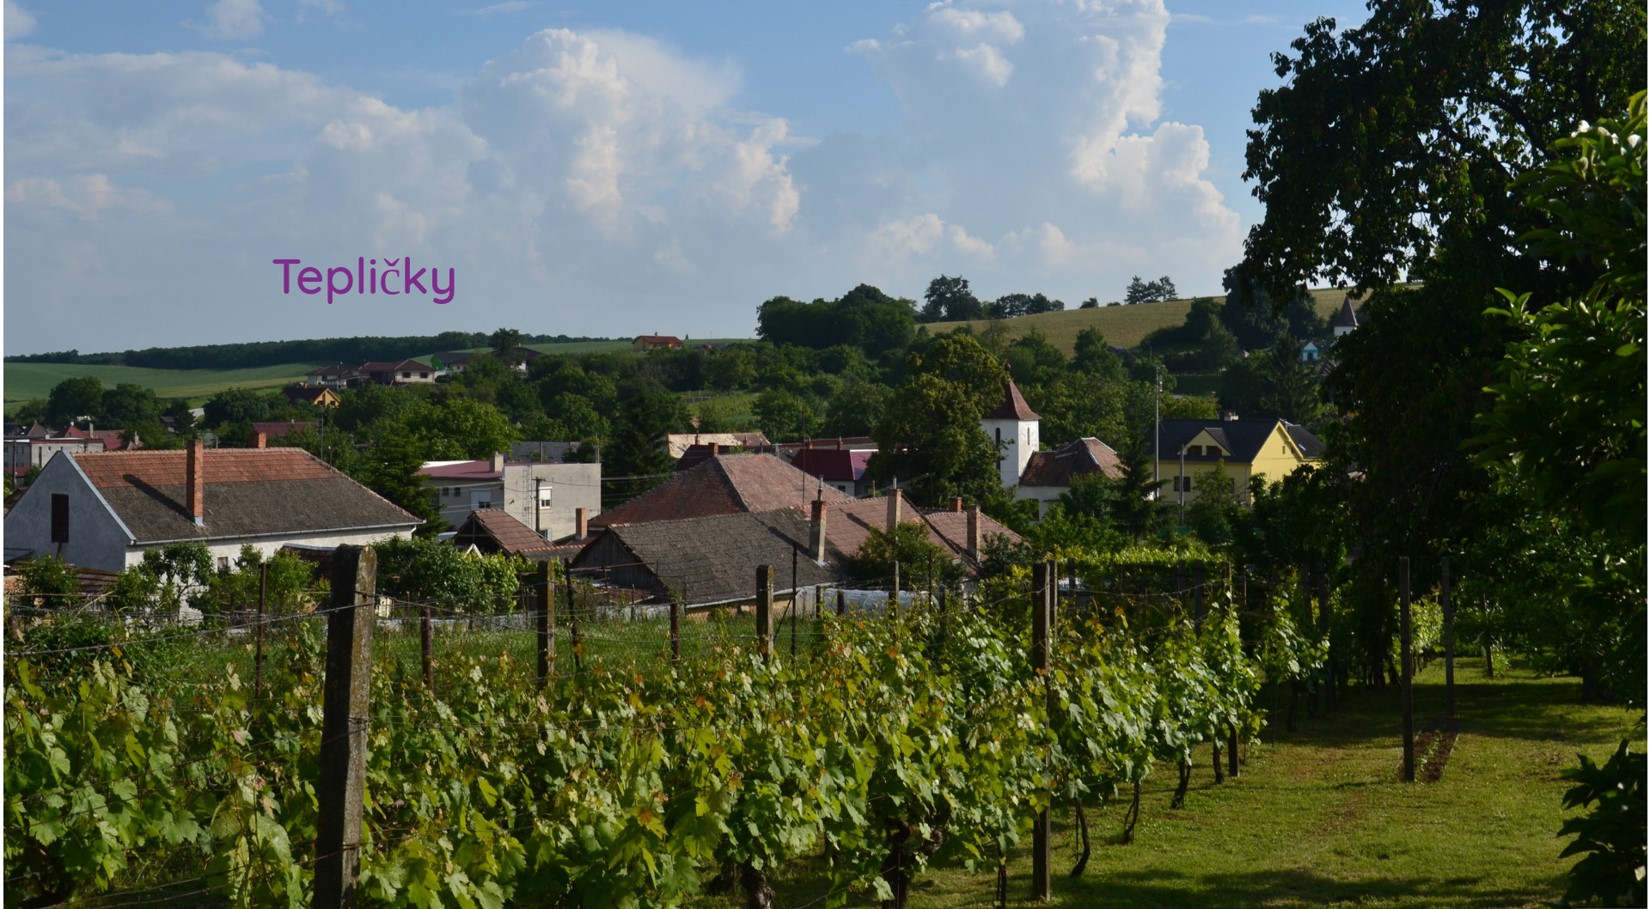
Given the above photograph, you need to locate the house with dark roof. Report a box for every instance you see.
[279,384,341,408]
[632,334,683,352]
[1152,417,1325,507]
[1331,295,1360,337]
[3,440,420,572]
[571,508,846,610]
[1016,438,1124,518]
[360,359,436,385]
[305,365,361,388]
[451,509,559,560]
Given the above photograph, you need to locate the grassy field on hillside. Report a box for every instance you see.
[3,361,322,407]
[699,658,1638,909]
[928,287,1356,354]
[3,339,759,413]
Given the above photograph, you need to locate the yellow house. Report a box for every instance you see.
[1152,417,1325,506]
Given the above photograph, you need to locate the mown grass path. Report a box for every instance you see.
[732,658,1637,908]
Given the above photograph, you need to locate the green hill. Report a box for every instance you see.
[926,287,1356,355]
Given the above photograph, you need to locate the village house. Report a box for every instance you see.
[417,454,601,541]
[1016,438,1125,519]
[571,508,846,611]
[2,440,420,572]
[632,334,683,352]
[1152,416,1326,507]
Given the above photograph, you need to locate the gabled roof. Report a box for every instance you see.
[68,448,420,544]
[826,496,1020,573]
[984,378,1040,421]
[1331,296,1360,329]
[360,358,433,373]
[1152,418,1324,464]
[451,509,556,559]
[790,448,872,484]
[665,432,771,459]
[574,509,845,606]
[592,453,855,528]
[1019,438,1123,488]
[251,421,317,439]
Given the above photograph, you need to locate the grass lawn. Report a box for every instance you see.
[3,361,323,408]
[718,657,1638,909]
[928,287,1358,354]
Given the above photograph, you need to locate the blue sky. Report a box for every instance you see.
[3,0,1369,354]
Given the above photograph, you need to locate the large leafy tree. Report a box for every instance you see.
[1241,0,1644,301]
[1240,0,1644,623]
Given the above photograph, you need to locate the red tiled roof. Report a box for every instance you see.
[68,448,419,543]
[452,509,557,558]
[592,453,855,527]
[417,460,502,481]
[251,421,317,439]
[74,448,337,488]
[1019,438,1123,488]
[984,379,1040,421]
[790,449,871,483]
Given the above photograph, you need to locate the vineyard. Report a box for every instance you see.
[0,549,1616,908]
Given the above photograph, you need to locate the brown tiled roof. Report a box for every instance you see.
[665,432,771,459]
[984,379,1040,421]
[452,509,557,559]
[826,494,1020,574]
[575,509,845,607]
[251,421,317,439]
[1019,438,1123,488]
[71,448,419,543]
[592,454,855,527]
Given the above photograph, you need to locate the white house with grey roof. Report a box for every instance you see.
[3,440,421,572]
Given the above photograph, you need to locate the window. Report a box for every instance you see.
[1174,476,1194,492]
[50,494,69,543]
[218,557,230,571]
[401,371,412,379]
[537,489,553,508]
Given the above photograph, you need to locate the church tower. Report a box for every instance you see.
[981,378,1040,489]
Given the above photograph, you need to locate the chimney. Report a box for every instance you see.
[836,437,843,450]
[709,442,720,457]
[886,486,902,530]
[810,498,828,564]
[575,507,588,540]
[491,451,505,472]
[966,504,981,562]
[254,432,267,449]
[187,439,206,526]
[949,497,963,513]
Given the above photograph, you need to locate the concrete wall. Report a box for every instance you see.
[499,462,602,541]
[3,453,134,572]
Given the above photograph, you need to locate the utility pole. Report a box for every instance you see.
[1153,365,1162,491]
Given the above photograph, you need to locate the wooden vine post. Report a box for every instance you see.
[254,562,268,702]
[1031,559,1054,901]
[316,545,376,909]
[1399,556,1416,783]
[535,560,555,685]
[756,565,774,662]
